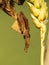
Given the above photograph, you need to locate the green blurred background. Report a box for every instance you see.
[0,0,49,65]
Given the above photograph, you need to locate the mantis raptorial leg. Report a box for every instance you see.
[12,12,30,52]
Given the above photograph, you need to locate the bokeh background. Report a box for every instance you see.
[0,0,49,65]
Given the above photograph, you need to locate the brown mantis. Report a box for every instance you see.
[0,0,30,52]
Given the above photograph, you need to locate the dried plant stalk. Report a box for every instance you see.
[26,0,48,65]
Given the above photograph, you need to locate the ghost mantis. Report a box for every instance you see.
[26,0,48,65]
[0,0,30,52]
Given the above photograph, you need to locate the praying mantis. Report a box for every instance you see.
[0,0,30,52]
